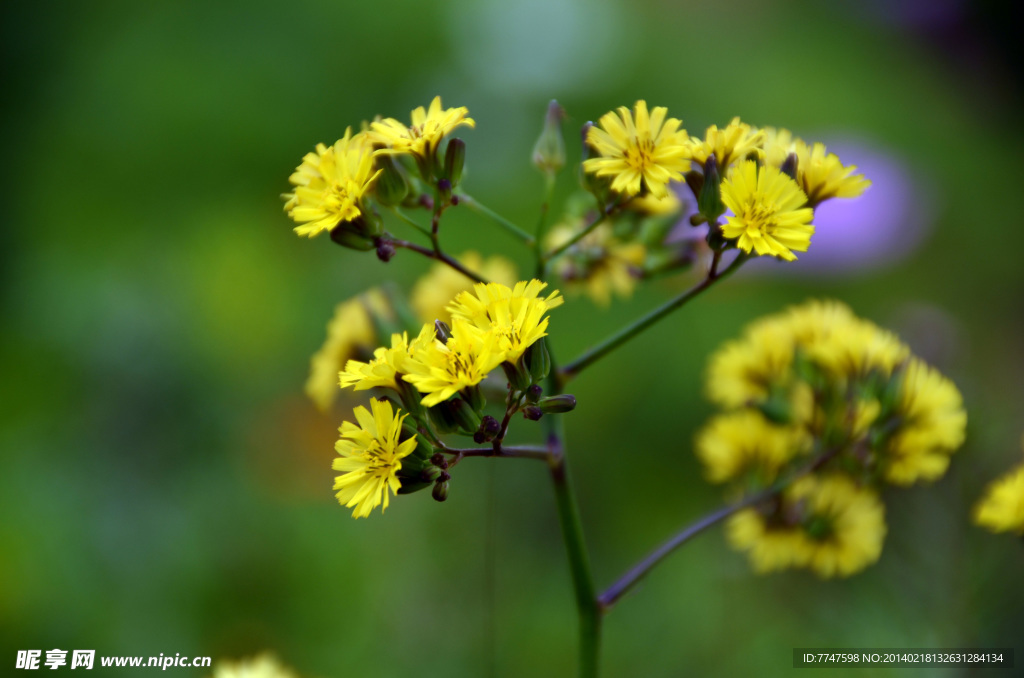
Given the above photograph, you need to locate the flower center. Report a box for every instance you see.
[741,200,778,238]
[623,137,656,172]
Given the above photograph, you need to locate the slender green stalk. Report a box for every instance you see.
[542,204,613,262]
[387,207,432,238]
[389,237,487,284]
[534,173,557,278]
[561,253,749,380]
[598,444,841,611]
[459,194,536,245]
[548,435,600,678]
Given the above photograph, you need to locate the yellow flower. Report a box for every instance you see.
[727,510,808,574]
[628,190,682,216]
[546,223,645,307]
[759,128,870,205]
[728,475,887,578]
[794,140,870,205]
[974,447,1024,535]
[282,128,381,238]
[446,280,564,362]
[808,318,909,380]
[369,96,475,161]
[695,410,808,484]
[402,318,505,407]
[332,398,418,518]
[721,161,815,261]
[410,251,517,324]
[212,654,298,678]
[688,117,764,171]
[705,318,795,409]
[305,291,387,412]
[881,358,967,485]
[339,328,431,392]
[582,100,690,199]
[789,475,887,578]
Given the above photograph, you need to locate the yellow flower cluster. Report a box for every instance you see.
[331,281,563,517]
[211,654,298,678]
[545,221,646,307]
[304,290,389,412]
[579,107,869,264]
[700,299,966,577]
[974,437,1024,536]
[282,96,473,238]
[728,475,886,578]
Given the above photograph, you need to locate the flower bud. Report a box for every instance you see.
[376,240,396,262]
[684,170,705,199]
[473,415,501,443]
[698,154,724,221]
[537,394,576,414]
[329,225,376,251]
[434,320,453,344]
[449,398,481,434]
[524,338,551,383]
[374,154,411,206]
[780,152,798,181]
[501,361,532,393]
[432,479,450,502]
[442,138,466,188]
[526,384,544,403]
[521,406,544,421]
[396,461,440,494]
[532,100,567,175]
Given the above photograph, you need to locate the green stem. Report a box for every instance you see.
[548,434,600,678]
[542,347,600,677]
[387,207,432,238]
[534,172,557,279]
[459,194,536,246]
[389,237,487,284]
[542,204,614,263]
[597,444,841,611]
[561,253,749,380]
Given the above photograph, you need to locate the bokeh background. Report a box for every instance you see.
[3,0,1023,675]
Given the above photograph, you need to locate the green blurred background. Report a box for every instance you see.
[3,0,1023,675]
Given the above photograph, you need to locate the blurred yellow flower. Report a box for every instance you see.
[789,475,887,578]
[410,251,517,324]
[881,358,967,485]
[721,161,815,261]
[282,128,381,238]
[546,223,645,307]
[688,117,764,171]
[759,127,870,205]
[583,100,690,199]
[332,398,418,518]
[728,475,886,578]
[628,190,682,216]
[305,291,387,412]
[974,445,1024,535]
[705,319,795,409]
[339,327,431,392]
[727,510,808,574]
[695,410,808,484]
[402,318,505,407]
[370,96,474,161]
[212,654,298,678]
[447,280,564,362]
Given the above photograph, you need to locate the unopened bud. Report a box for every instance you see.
[329,225,376,251]
[442,138,466,188]
[434,320,453,343]
[376,240,396,262]
[780,152,798,180]
[522,406,544,421]
[430,453,448,469]
[684,170,705,199]
[524,338,551,383]
[432,480,450,502]
[527,384,544,403]
[501,361,532,393]
[473,414,501,443]
[374,154,410,206]
[537,394,577,414]
[532,100,567,174]
[449,398,481,434]
[698,154,724,221]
